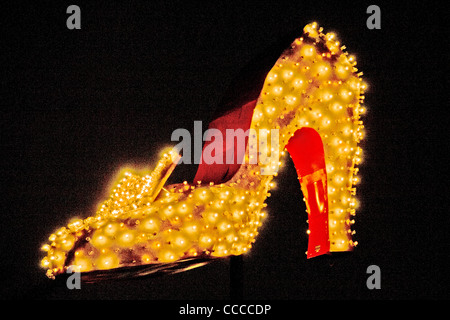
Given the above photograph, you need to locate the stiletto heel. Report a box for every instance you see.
[286,128,330,258]
[41,22,366,280]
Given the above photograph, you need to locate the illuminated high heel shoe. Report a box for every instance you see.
[41,22,366,280]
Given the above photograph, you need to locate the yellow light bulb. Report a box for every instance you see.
[96,252,119,270]
[116,230,136,247]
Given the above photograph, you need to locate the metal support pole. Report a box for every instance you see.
[230,255,244,300]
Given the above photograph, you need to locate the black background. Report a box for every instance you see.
[1,1,447,300]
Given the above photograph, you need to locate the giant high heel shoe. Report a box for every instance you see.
[41,22,366,280]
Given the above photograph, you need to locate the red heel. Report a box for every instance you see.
[286,128,330,258]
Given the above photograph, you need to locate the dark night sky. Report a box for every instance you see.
[1,1,447,300]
